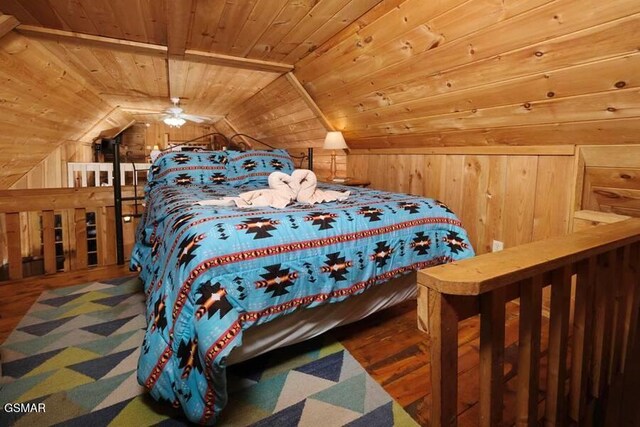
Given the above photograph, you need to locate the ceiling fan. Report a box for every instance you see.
[161,97,212,127]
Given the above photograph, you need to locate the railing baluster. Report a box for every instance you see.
[611,247,627,380]
[570,257,596,422]
[592,251,615,397]
[545,265,572,426]
[623,243,640,370]
[479,288,505,427]
[429,289,460,427]
[42,210,57,274]
[516,276,543,427]
[6,212,22,280]
[74,207,88,270]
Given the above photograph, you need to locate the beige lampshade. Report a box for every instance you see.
[323,131,348,150]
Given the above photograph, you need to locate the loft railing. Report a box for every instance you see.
[0,186,139,281]
[418,219,640,426]
[67,162,150,187]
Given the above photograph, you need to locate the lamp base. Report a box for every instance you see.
[328,150,337,181]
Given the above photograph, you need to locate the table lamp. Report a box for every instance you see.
[323,131,348,181]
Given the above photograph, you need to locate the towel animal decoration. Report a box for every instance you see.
[198,170,350,209]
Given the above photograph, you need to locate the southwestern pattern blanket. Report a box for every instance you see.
[131,177,474,424]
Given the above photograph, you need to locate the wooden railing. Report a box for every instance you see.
[67,162,150,187]
[418,219,640,426]
[0,186,140,281]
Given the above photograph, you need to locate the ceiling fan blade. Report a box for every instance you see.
[181,114,208,123]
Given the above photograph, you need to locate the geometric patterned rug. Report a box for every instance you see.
[0,277,418,426]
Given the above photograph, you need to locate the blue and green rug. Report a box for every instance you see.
[0,277,417,426]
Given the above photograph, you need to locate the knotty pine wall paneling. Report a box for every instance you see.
[580,145,640,217]
[348,153,574,254]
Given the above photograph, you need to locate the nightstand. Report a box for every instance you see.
[320,177,371,188]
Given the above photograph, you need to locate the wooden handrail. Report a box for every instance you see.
[418,219,640,426]
[419,218,640,295]
[0,186,137,213]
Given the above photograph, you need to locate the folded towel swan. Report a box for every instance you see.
[198,170,350,209]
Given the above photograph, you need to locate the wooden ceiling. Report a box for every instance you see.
[0,0,388,187]
[295,0,640,146]
[1,0,383,62]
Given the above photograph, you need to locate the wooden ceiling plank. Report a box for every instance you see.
[140,0,168,46]
[186,0,226,53]
[295,0,468,84]
[270,0,350,61]
[0,14,19,39]
[16,24,168,55]
[210,0,258,56]
[305,0,640,103]
[318,13,640,116]
[231,0,290,57]
[183,49,293,73]
[343,87,640,137]
[281,0,383,64]
[166,0,195,57]
[345,118,640,149]
[248,0,317,60]
[285,72,333,131]
[328,52,640,130]
[0,0,39,25]
[295,0,406,69]
[306,0,542,97]
[54,0,99,35]
[76,0,125,40]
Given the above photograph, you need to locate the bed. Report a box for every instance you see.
[130,148,475,424]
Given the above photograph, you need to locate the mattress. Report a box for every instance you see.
[226,272,417,365]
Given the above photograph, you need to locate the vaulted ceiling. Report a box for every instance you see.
[1,0,639,189]
[0,0,385,187]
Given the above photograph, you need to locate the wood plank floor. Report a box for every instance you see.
[1,266,639,426]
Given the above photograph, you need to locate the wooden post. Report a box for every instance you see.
[610,247,627,381]
[42,210,57,274]
[6,212,22,280]
[622,243,640,371]
[516,276,543,427]
[479,288,505,427]
[545,265,573,426]
[570,257,596,422]
[74,208,88,270]
[429,289,461,427]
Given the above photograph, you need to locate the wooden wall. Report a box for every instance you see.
[219,74,346,178]
[580,145,640,217]
[144,121,215,148]
[295,0,640,147]
[349,151,574,254]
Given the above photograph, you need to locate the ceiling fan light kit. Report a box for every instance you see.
[159,97,210,128]
[164,116,186,127]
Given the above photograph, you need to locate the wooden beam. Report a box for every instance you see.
[184,49,293,73]
[285,72,334,131]
[16,25,167,56]
[0,15,19,39]
[167,0,195,57]
[349,145,576,156]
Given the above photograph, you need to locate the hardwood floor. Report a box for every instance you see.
[0,265,135,342]
[1,266,638,426]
